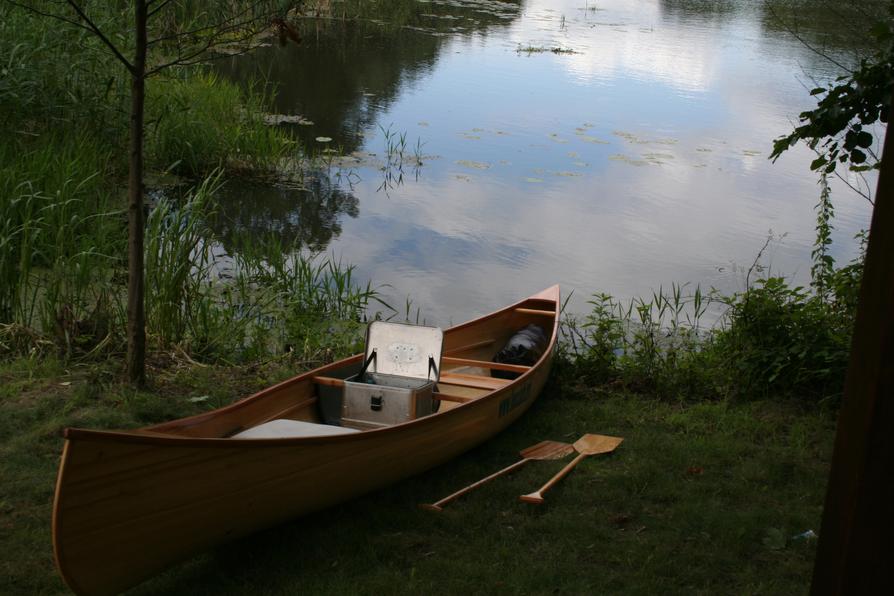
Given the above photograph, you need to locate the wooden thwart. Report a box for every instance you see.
[432,392,474,404]
[519,434,624,505]
[439,372,510,391]
[442,356,531,374]
[420,440,574,511]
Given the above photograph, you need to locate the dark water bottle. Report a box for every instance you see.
[492,324,548,379]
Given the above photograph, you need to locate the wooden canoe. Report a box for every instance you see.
[52,285,560,595]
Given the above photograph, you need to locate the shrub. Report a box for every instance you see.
[714,277,853,401]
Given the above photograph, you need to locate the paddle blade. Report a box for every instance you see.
[573,434,624,455]
[519,440,574,460]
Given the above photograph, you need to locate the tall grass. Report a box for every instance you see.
[145,175,221,347]
[141,177,388,364]
[0,5,128,137]
[565,284,715,399]
[147,72,294,176]
[0,133,122,356]
[1,5,318,364]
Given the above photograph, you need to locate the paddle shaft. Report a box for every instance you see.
[533,451,587,496]
[420,457,531,511]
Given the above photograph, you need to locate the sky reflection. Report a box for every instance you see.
[221,0,878,325]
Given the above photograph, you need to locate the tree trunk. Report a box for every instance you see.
[810,119,894,593]
[126,0,148,386]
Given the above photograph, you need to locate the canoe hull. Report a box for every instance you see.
[52,286,559,595]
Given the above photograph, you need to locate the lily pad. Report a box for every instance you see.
[610,154,650,167]
[577,134,609,144]
[264,114,314,126]
[455,159,491,170]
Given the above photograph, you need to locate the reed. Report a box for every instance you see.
[144,174,221,347]
[147,72,294,176]
[225,233,389,361]
[0,133,122,346]
[563,282,714,399]
[138,176,390,363]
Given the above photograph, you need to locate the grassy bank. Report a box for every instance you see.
[0,357,834,594]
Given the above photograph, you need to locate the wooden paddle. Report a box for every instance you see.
[419,440,574,512]
[519,434,624,505]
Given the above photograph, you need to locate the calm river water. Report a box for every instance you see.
[218,0,880,325]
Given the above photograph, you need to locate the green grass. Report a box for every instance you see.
[0,359,835,594]
[147,72,295,177]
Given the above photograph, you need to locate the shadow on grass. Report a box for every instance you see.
[131,383,832,595]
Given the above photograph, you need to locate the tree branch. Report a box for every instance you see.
[6,0,94,35]
[146,0,273,45]
[147,0,173,19]
[766,5,851,74]
[64,0,135,73]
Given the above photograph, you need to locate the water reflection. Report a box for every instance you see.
[217,1,522,153]
[215,0,880,324]
[211,172,359,252]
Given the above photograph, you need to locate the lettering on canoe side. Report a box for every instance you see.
[498,380,532,418]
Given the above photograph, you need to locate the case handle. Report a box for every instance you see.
[358,348,378,381]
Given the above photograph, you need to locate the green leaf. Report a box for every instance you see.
[809,87,826,96]
[810,156,827,170]
[855,131,873,148]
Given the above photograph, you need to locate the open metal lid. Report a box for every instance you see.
[363,321,443,380]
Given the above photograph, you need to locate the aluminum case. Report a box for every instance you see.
[339,322,443,429]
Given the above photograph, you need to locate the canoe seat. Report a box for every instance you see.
[232,419,360,439]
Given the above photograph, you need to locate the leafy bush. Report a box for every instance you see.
[714,277,853,401]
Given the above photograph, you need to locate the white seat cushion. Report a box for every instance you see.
[232,419,360,439]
